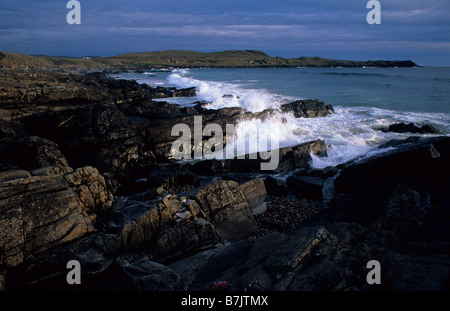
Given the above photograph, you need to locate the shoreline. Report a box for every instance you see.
[0,67,449,291]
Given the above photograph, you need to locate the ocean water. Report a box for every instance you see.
[111,67,450,168]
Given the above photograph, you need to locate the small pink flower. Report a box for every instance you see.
[211,280,232,291]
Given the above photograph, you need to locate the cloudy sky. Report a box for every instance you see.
[0,0,449,65]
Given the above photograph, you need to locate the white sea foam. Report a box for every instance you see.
[116,69,450,169]
[165,69,285,112]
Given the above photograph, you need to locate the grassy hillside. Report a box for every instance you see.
[100,50,418,68]
[0,51,54,68]
[99,50,281,68]
[0,51,106,68]
[0,50,418,69]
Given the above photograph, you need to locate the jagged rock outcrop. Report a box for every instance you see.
[193,180,258,241]
[18,103,156,193]
[384,122,440,134]
[334,136,450,194]
[187,139,328,174]
[280,99,335,118]
[0,166,111,268]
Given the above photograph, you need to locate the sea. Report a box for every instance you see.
[111,67,450,169]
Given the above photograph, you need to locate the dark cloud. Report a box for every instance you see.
[0,0,449,65]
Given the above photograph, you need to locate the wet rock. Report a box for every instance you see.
[335,136,450,194]
[281,99,334,118]
[188,139,328,175]
[147,86,196,99]
[387,122,439,134]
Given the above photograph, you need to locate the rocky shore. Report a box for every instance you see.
[0,68,448,291]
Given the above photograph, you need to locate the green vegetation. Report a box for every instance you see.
[0,50,418,69]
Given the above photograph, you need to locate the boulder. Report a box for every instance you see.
[147,86,196,99]
[194,180,257,241]
[116,254,183,291]
[115,201,174,252]
[335,136,450,194]
[0,162,113,268]
[287,175,324,201]
[112,194,219,261]
[276,139,328,172]
[188,140,328,175]
[281,99,334,118]
[64,166,114,214]
[239,178,267,210]
[0,172,94,267]
[387,122,439,134]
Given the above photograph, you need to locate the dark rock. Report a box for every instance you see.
[147,86,196,99]
[124,100,182,119]
[135,107,246,161]
[387,122,440,134]
[193,180,257,241]
[0,70,149,108]
[0,273,5,291]
[378,136,421,149]
[169,227,331,291]
[116,254,183,291]
[335,136,450,194]
[5,232,121,290]
[239,178,267,210]
[20,103,156,193]
[188,139,328,175]
[0,119,28,138]
[328,183,432,232]
[109,192,220,262]
[0,136,71,173]
[2,67,449,292]
[0,170,31,183]
[144,163,199,191]
[0,166,112,268]
[263,177,288,196]
[287,175,324,201]
[168,248,218,290]
[281,99,334,118]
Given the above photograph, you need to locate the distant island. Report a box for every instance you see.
[0,50,419,69]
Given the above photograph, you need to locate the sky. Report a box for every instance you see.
[0,0,449,65]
